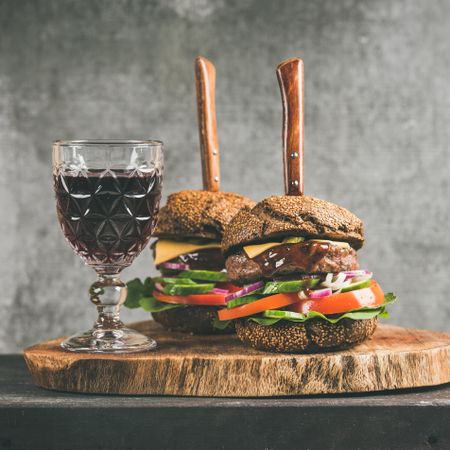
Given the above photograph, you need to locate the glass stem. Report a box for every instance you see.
[89,274,127,335]
[61,271,155,353]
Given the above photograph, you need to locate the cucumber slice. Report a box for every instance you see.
[153,277,197,285]
[263,310,305,320]
[226,294,261,309]
[162,283,215,296]
[262,278,320,295]
[177,270,228,282]
[341,279,371,293]
[159,268,179,276]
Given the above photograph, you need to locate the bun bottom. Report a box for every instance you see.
[235,317,377,353]
[152,306,235,334]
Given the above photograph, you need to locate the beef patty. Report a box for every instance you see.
[156,247,225,272]
[225,241,359,284]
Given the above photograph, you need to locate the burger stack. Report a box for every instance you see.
[215,57,394,352]
[124,56,254,334]
[218,195,394,352]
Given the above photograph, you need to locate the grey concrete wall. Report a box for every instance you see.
[0,0,449,352]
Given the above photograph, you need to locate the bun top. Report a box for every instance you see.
[222,195,364,253]
[154,190,255,241]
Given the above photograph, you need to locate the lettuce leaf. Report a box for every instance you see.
[212,316,232,330]
[139,296,186,313]
[383,292,396,304]
[251,308,385,325]
[249,293,396,326]
[124,277,155,309]
[124,277,186,312]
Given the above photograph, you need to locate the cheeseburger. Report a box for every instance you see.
[146,190,253,333]
[124,56,254,333]
[218,196,394,352]
[216,57,394,352]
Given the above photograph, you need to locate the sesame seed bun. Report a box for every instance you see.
[154,190,255,241]
[152,306,235,334]
[222,195,364,254]
[235,318,377,353]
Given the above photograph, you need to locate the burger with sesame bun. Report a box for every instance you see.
[124,56,254,333]
[215,58,395,352]
[144,190,253,333]
[218,195,394,352]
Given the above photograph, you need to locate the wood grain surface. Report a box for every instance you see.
[277,58,304,196]
[195,56,220,191]
[5,355,450,450]
[23,322,450,397]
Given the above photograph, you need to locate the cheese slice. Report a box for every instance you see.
[154,239,221,265]
[243,242,283,259]
[243,238,350,259]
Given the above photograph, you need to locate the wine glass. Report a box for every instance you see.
[52,140,163,353]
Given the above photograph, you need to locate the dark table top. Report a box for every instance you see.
[1,355,449,450]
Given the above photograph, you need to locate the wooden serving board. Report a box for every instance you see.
[23,321,450,397]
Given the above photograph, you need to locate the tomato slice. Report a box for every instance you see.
[153,290,227,306]
[217,293,299,321]
[289,280,385,315]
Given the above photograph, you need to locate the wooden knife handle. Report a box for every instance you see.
[195,56,220,192]
[276,58,304,196]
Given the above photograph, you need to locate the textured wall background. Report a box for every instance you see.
[0,0,449,352]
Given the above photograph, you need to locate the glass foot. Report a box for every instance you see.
[61,327,157,353]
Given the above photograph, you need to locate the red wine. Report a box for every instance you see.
[54,170,162,272]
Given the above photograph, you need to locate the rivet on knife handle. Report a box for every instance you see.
[277,58,304,196]
[195,56,220,192]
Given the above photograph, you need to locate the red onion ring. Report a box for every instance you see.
[160,262,190,271]
[225,281,264,302]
